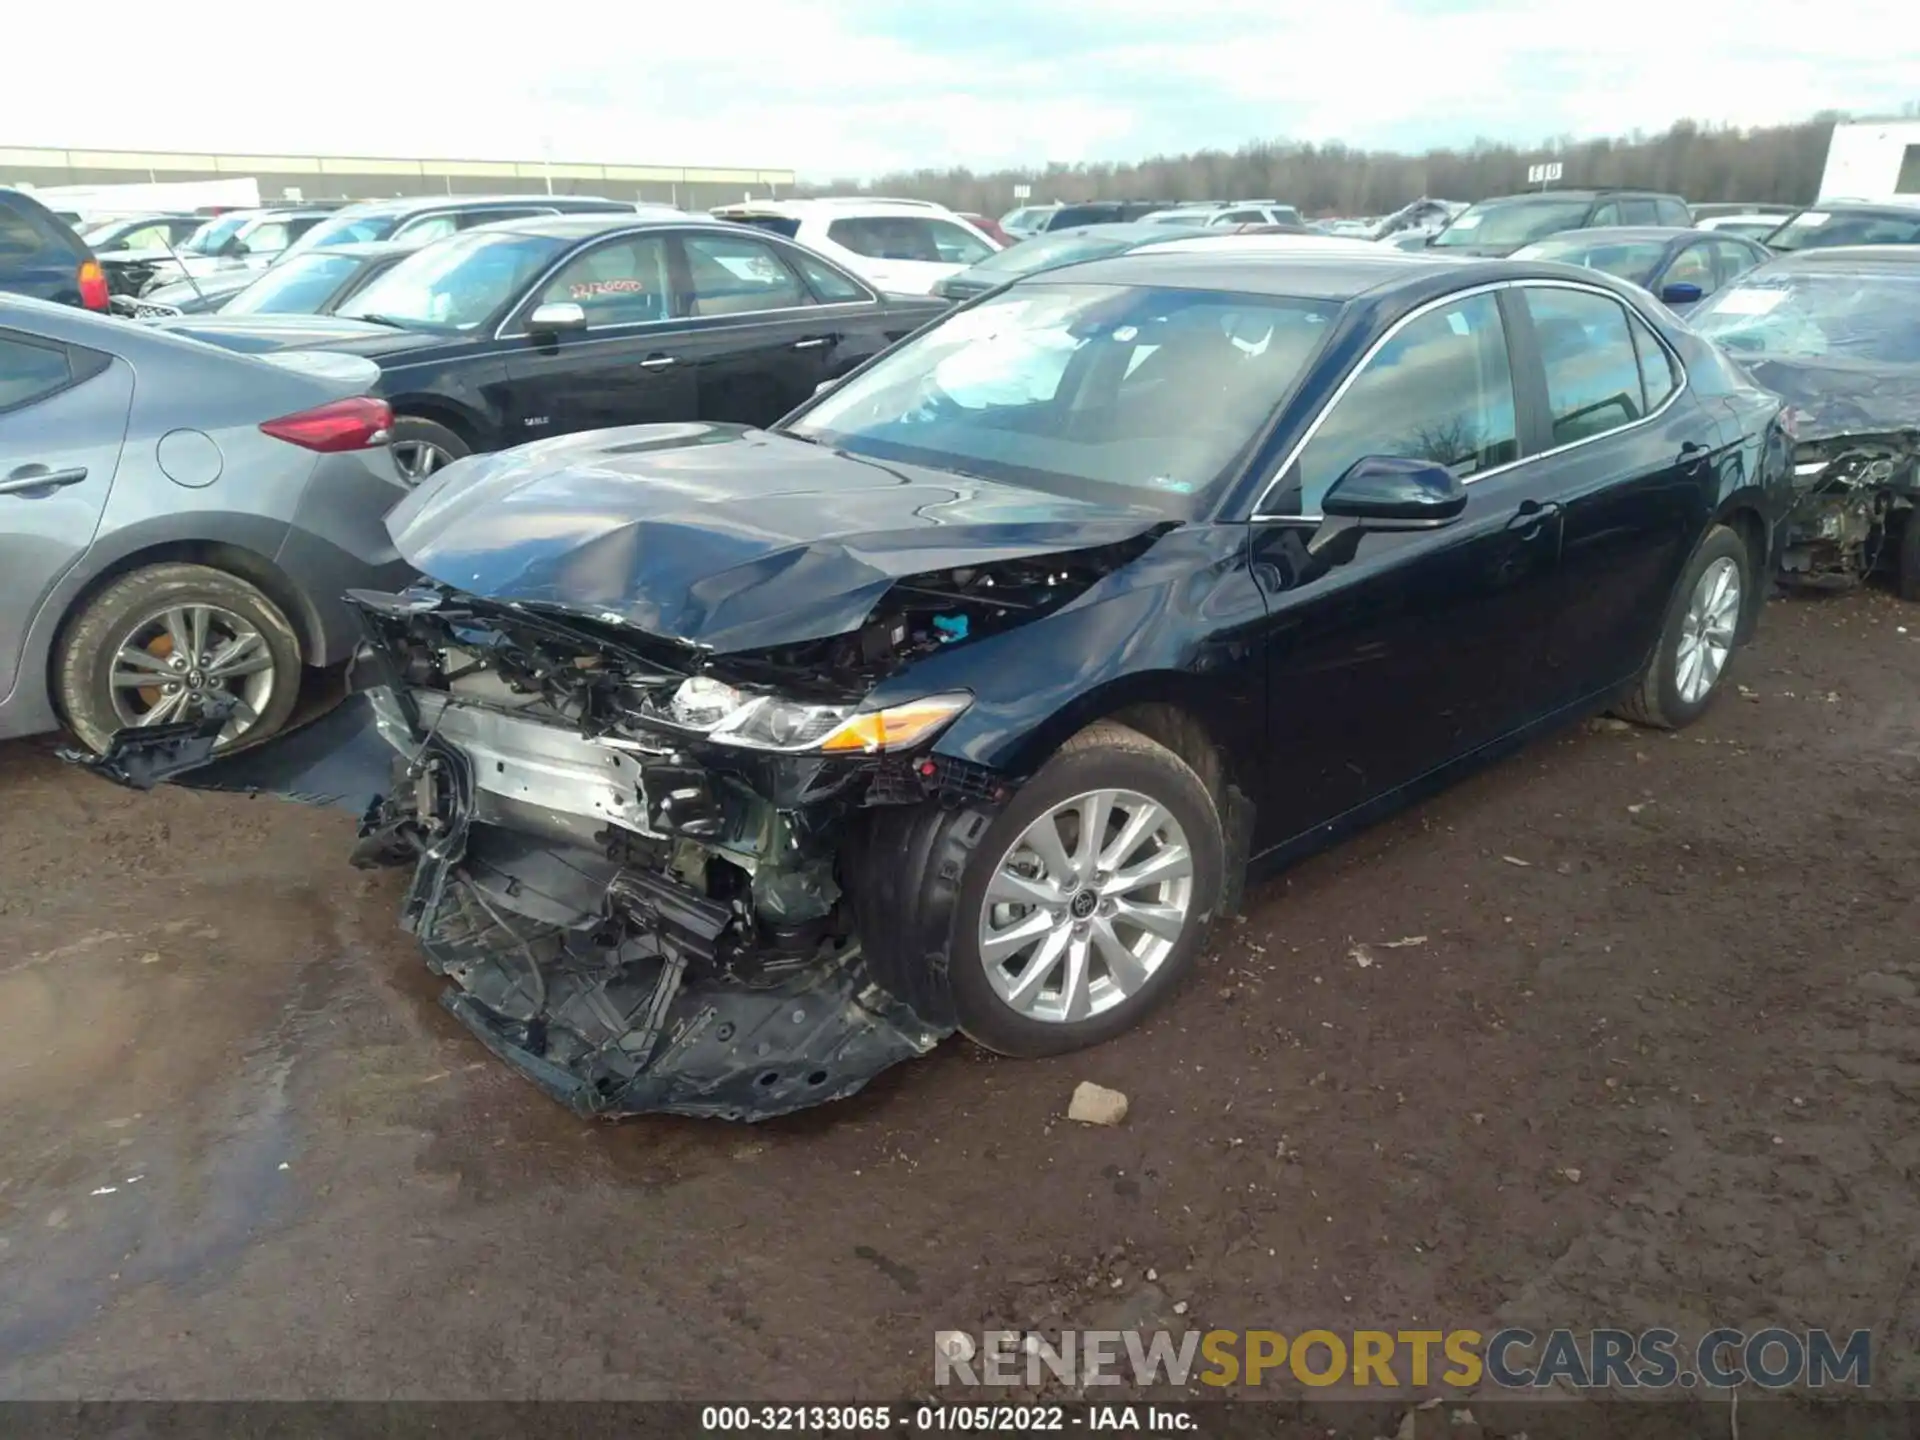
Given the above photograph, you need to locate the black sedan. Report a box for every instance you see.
[155,216,947,482]
[1510,226,1770,313]
[79,248,1792,1122]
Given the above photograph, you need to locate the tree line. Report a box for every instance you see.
[797,113,1888,219]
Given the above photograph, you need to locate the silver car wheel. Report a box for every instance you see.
[1675,555,1741,705]
[978,788,1194,1024]
[391,440,452,484]
[108,603,278,745]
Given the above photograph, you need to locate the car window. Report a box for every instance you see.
[1620,199,1660,225]
[684,232,808,315]
[1691,270,1920,365]
[1525,288,1651,446]
[457,208,549,229]
[1218,209,1267,225]
[0,333,73,412]
[1512,234,1670,282]
[1706,239,1759,287]
[788,283,1339,511]
[925,219,995,265]
[1662,243,1716,291]
[1655,199,1693,227]
[538,234,674,324]
[723,215,802,239]
[1431,197,1596,249]
[1589,201,1621,226]
[240,221,291,254]
[340,229,573,331]
[1289,293,1517,514]
[396,215,459,243]
[222,253,361,315]
[0,206,52,259]
[115,224,172,251]
[788,248,871,302]
[1770,209,1920,252]
[1630,312,1678,411]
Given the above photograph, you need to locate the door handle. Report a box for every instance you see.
[0,464,88,496]
[639,354,676,370]
[792,336,831,350]
[1506,499,1562,534]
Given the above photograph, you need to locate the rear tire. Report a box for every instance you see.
[57,563,303,756]
[1614,524,1750,730]
[389,415,470,485]
[947,721,1224,1058]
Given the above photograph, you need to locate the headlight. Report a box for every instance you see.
[663,678,970,754]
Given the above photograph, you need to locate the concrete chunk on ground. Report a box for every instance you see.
[1068,1082,1129,1126]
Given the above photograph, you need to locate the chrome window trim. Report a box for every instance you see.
[493,225,879,340]
[1249,277,1691,522]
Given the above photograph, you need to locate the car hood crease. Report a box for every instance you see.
[386,423,1168,653]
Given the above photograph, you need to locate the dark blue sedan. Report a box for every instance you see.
[1512,226,1771,313]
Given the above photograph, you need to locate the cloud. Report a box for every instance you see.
[2,0,1913,177]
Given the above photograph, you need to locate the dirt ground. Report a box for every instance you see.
[2,588,1918,1413]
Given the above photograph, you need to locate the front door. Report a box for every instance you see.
[501,232,695,440]
[1246,288,1568,851]
[0,331,130,702]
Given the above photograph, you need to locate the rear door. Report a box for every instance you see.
[669,229,832,426]
[500,231,696,438]
[1517,283,1709,704]
[0,197,86,306]
[0,329,131,701]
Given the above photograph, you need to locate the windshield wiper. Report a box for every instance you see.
[345,313,411,329]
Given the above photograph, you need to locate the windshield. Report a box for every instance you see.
[336,229,572,330]
[222,253,361,315]
[1511,235,1669,282]
[785,282,1339,509]
[279,211,400,261]
[1768,208,1920,252]
[1432,197,1594,249]
[1692,271,1920,365]
[182,214,250,255]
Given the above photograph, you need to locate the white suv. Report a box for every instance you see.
[708,198,1001,296]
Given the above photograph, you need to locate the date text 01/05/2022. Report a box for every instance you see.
[698,1405,1191,1432]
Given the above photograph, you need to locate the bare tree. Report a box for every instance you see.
[797,112,1885,218]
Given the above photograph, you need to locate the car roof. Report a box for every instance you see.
[1521,226,1710,244]
[1767,245,1920,273]
[1036,246,1474,300]
[712,197,959,219]
[325,193,624,219]
[1471,189,1678,204]
[466,214,745,242]
[300,240,429,260]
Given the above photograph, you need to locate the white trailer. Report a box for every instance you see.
[1816,119,1920,202]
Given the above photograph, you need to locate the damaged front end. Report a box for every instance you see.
[1777,430,1919,589]
[80,535,1156,1119]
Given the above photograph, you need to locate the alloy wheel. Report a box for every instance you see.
[391,440,452,484]
[108,603,278,745]
[1676,555,1741,705]
[978,788,1194,1024]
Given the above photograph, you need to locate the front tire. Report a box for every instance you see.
[57,563,303,756]
[948,721,1225,1058]
[1614,524,1750,730]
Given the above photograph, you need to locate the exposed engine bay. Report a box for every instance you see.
[1779,432,1919,589]
[73,540,1153,1120]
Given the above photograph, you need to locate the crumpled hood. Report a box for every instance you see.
[386,422,1167,653]
[1743,356,1920,443]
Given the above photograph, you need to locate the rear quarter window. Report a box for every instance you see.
[0,200,69,261]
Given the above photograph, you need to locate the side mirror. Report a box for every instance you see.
[526,301,587,335]
[1659,280,1704,305]
[1309,456,1467,561]
[220,237,247,257]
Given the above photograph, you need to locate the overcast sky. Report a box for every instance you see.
[6,0,1915,177]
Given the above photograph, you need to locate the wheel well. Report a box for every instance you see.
[48,541,320,713]
[1103,701,1228,800]
[1719,505,1769,637]
[389,396,484,450]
